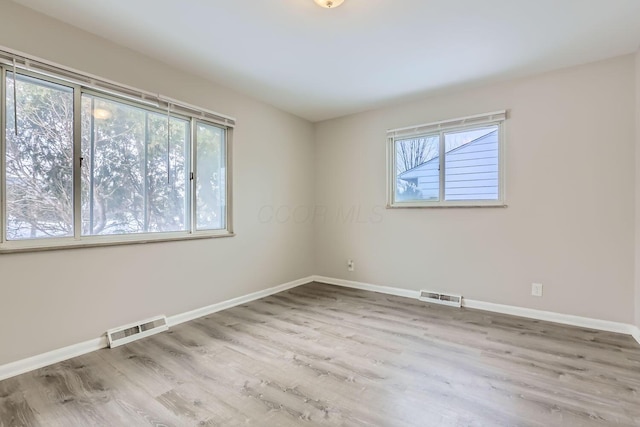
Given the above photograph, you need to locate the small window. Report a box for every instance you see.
[388,112,506,208]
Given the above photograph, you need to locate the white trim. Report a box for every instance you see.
[0,337,107,382]
[462,299,636,335]
[0,231,235,254]
[632,326,640,345]
[0,276,314,381]
[167,276,313,327]
[312,276,640,337]
[313,276,420,299]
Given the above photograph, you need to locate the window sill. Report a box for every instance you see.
[0,231,235,254]
[387,202,508,209]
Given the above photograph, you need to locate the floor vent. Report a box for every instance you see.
[419,291,462,308]
[107,316,168,348]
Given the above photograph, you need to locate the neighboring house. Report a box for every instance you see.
[398,129,499,201]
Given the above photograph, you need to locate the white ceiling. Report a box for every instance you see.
[11,0,640,122]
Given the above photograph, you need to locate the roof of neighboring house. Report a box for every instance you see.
[398,129,498,180]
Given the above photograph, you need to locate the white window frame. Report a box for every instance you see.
[387,111,507,208]
[0,48,234,253]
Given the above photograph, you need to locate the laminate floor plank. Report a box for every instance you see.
[18,352,186,427]
[2,282,640,426]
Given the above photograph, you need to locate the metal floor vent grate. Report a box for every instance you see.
[419,290,462,308]
[107,316,168,348]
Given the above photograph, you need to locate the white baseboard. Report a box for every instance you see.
[312,276,421,299]
[462,298,636,335]
[167,276,314,327]
[0,276,315,382]
[2,274,637,382]
[312,275,640,338]
[0,337,108,382]
[632,326,640,345]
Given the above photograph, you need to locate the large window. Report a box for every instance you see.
[0,54,233,252]
[388,111,506,208]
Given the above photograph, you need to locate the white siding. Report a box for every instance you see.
[445,131,498,201]
[397,130,499,201]
[399,156,439,199]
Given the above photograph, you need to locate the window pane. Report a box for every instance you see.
[444,126,499,201]
[5,73,74,240]
[81,95,189,235]
[196,122,225,230]
[395,135,439,202]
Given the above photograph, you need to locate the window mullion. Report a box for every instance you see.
[0,67,5,244]
[189,119,197,234]
[225,129,233,233]
[388,137,395,206]
[72,85,82,240]
[499,122,506,203]
[143,111,149,233]
[439,131,445,202]
[89,97,96,234]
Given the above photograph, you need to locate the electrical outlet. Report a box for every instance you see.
[531,283,543,297]
[347,259,354,272]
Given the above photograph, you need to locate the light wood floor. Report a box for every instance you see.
[1,282,640,426]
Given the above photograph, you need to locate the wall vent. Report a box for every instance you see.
[419,290,462,308]
[106,315,168,348]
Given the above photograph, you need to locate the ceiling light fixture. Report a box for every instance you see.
[314,0,344,8]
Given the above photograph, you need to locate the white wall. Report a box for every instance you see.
[315,55,637,324]
[0,2,315,365]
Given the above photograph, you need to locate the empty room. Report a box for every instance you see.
[1,0,640,425]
